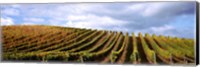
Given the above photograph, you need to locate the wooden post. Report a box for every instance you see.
[170,53,173,64]
[154,52,157,64]
[184,55,188,64]
[80,56,84,63]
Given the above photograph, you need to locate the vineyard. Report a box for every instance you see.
[1,25,195,64]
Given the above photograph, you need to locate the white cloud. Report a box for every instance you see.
[129,25,175,37]
[0,3,195,38]
[127,3,146,13]
[23,18,45,22]
[2,8,20,16]
[21,22,35,25]
[142,3,164,17]
[65,14,128,31]
[127,2,194,18]
[149,25,176,37]
[126,3,161,17]
[151,25,174,33]
[0,17,15,26]
[11,5,21,8]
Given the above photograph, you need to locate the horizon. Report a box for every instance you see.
[1,24,195,39]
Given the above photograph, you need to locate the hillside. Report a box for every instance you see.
[2,25,195,64]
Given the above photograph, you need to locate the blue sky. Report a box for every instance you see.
[0,2,196,38]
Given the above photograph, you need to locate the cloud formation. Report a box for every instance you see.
[1,17,15,25]
[23,17,45,22]
[0,2,196,38]
[1,8,20,16]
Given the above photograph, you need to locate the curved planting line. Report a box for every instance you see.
[41,30,95,52]
[3,52,70,62]
[182,39,194,47]
[101,32,123,63]
[152,35,186,63]
[67,31,106,52]
[19,29,81,52]
[97,31,117,51]
[181,39,195,62]
[160,36,194,59]
[171,38,193,51]
[85,31,119,56]
[173,38,194,56]
[172,38,194,55]
[16,31,73,52]
[138,33,156,64]
[3,29,56,51]
[64,32,112,62]
[144,34,171,64]
[91,32,118,55]
[83,31,115,53]
[2,26,53,44]
[168,37,195,63]
[75,31,109,52]
[2,25,195,64]
[109,34,125,63]
[39,31,93,51]
[130,33,141,64]
[74,32,118,62]
[11,28,78,52]
[3,27,74,44]
[159,36,194,63]
[3,26,73,49]
[116,32,129,64]
[37,29,88,52]
[4,29,62,52]
[70,31,113,55]
[55,30,99,51]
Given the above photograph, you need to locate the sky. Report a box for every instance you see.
[0,2,196,38]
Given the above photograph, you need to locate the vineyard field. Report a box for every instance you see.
[1,25,195,65]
